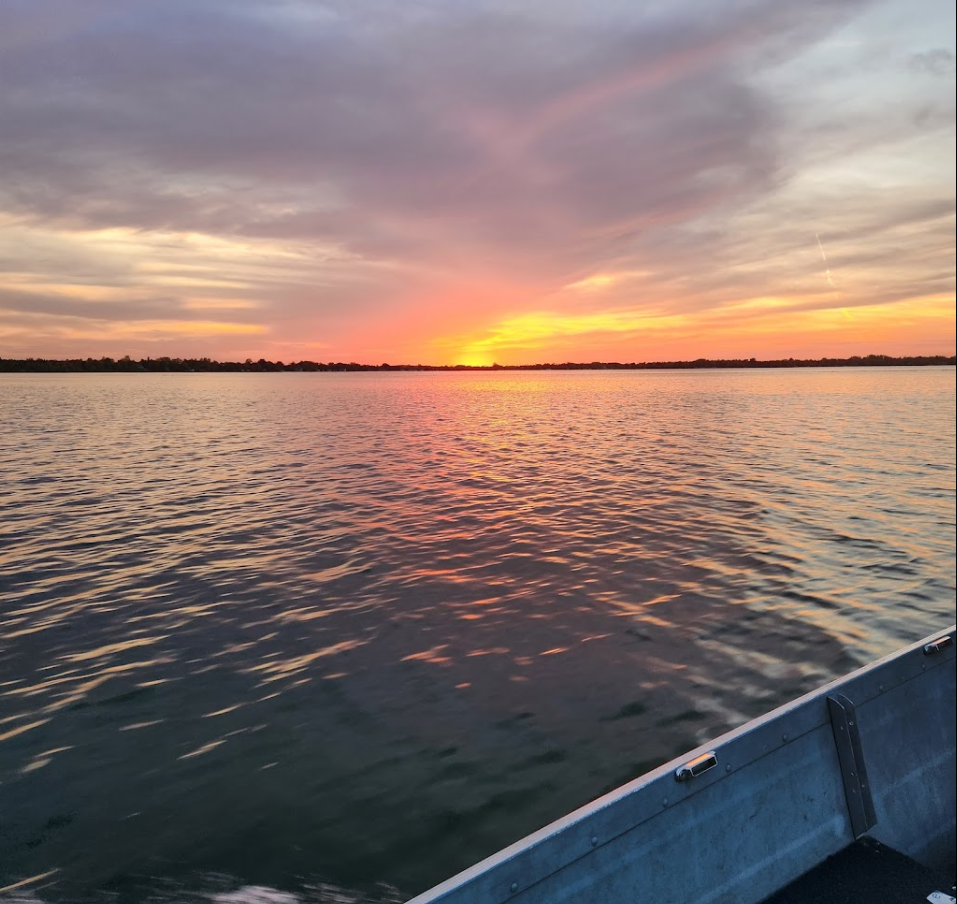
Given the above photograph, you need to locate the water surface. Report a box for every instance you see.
[1,368,954,902]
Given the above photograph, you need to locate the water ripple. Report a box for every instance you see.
[0,368,954,901]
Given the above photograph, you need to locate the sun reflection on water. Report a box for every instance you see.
[0,368,953,901]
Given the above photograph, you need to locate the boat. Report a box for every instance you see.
[408,625,956,904]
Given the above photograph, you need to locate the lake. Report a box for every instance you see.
[1,368,954,902]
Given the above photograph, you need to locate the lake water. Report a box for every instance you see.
[1,368,954,903]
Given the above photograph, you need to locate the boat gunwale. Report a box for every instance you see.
[408,624,956,904]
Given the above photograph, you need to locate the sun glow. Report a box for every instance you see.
[444,308,690,364]
[454,351,497,368]
[430,287,957,366]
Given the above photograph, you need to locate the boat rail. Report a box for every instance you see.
[408,625,956,904]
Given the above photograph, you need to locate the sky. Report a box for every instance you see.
[0,0,954,365]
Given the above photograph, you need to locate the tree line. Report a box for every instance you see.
[0,353,954,373]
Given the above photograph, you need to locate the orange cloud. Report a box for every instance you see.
[432,291,955,365]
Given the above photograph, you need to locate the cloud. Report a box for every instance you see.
[0,0,953,361]
[0,1,862,245]
[910,48,956,76]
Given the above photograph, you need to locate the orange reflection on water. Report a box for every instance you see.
[401,645,452,665]
[246,639,367,683]
[0,718,50,744]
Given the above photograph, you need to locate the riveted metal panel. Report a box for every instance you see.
[859,653,957,872]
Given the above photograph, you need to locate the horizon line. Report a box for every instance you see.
[1,353,955,373]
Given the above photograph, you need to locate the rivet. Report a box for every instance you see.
[879,684,884,692]
[725,764,732,773]
[662,798,669,807]
[510,882,518,893]
[591,836,599,846]
[782,733,789,742]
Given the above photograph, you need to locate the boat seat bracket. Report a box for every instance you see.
[827,693,877,839]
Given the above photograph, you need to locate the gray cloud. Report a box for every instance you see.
[910,48,956,76]
[0,2,867,242]
[0,288,184,322]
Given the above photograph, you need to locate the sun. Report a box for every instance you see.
[454,350,495,368]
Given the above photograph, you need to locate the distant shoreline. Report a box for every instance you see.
[0,354,954,373]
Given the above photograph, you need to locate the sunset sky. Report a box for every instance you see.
[1,0,954,365]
